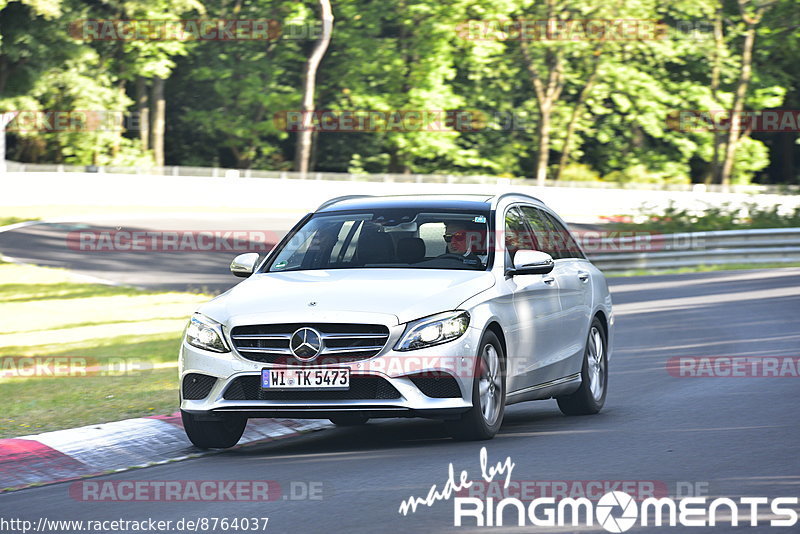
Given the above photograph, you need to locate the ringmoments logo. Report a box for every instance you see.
[398,448,799,531]
[452,491,799,529]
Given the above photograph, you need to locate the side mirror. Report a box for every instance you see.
[509,250,554,276]
[230,253,260,278]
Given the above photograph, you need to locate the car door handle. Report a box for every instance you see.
[542,276,555,285]
[577,271,590,282]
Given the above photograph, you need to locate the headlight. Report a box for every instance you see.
[185,314,230,353]
[395,311,470,351]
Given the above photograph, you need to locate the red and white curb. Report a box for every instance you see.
[0,414,331,492]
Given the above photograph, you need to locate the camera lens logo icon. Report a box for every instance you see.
[596,491,638,533]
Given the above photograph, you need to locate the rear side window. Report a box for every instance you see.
[519,206,584,260]
[519,206,559,259]
[543,211,585,259]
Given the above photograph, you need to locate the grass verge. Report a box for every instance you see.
[0,263,208,438]
[0,216,40,227]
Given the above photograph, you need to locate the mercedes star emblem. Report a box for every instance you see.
[290,327,323,361]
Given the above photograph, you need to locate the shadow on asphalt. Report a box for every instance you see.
[225,402,582,458]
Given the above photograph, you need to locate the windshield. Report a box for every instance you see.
[266,210,492,272]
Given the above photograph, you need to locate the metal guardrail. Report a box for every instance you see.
[586,228,800,272]
[5,160,798,195]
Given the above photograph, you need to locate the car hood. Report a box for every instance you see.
[199,269,495,325]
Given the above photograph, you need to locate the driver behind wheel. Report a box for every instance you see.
[444,221,486,266]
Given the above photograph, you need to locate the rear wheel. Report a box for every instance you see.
[445,330,505,441]
[557,317,607,415]
[329,414,369,426]
[181,410,247,449]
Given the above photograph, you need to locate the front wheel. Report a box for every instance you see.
[556,317,607,415]
[445,331,506,441]
[181,410,247,449]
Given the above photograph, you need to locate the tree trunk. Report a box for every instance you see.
[555,55,601,180]
[388,148,409,174]
[708,4,724,185]
[309,129,320,171]
[112,81,125,159]
[136,77,150,152]
[0,111,19,172]
[535,105,551,186]
[519,2,564,187]
[719,25,755,190]
[294,0,334,175]
[720,1,763,190]
[151,76,165,167]
[777,129,796,184]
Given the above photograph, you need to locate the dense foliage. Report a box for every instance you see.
[615,201,800,232]
[2,0,799,186]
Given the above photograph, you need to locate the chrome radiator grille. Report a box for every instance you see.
[230,323,390,365]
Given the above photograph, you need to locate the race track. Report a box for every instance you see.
[0,216,297,293]
[1,253,798,532]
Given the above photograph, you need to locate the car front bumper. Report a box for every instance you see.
[179,325,483,419]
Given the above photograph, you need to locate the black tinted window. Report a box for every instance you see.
[519,206,559,258]
[520,206,584,260]
[543,211,585,259]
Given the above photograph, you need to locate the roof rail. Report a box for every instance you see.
[316,195,373,211]
[494,192,545,205]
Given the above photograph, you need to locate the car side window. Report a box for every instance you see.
[543,211,585,259]
[519,206,560,259]
[504,207,535,266]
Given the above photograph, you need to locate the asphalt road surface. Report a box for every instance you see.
[1,259,798,532]
[0,215,298,293]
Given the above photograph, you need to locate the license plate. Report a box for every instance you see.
[261,368,350,390]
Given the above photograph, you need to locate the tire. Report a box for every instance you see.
[445,330,506,441]
[329,414,369,426]
[557,317,608,415]
[181,410,247,449]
